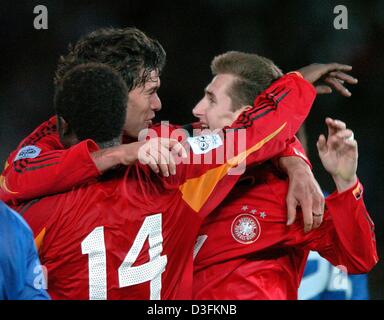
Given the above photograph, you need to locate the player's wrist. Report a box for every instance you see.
[119,141,150,166]
[91,146,126,172]
[278,156,311,177]
[332,174,358,193]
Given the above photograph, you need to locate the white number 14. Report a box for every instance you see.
[81,214,167,300]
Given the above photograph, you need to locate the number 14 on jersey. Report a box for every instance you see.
[81,214,167,300]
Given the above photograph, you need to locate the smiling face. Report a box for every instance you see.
[192,73,249,130]
[123,69,162,138]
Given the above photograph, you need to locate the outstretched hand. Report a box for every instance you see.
[317,118,358,192]
[298,63,358,97]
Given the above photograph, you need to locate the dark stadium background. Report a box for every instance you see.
[0,0,383,299]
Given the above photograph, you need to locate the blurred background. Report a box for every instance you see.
[0,0,382,299]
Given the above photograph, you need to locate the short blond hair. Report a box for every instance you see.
[211,51,282,110]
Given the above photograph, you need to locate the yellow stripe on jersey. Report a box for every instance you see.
[0,177,18,195]
[179,123,287,212]
[35,227,46,251]
[0,161,19,194]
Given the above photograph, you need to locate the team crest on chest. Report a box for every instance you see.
[231,213,261,244]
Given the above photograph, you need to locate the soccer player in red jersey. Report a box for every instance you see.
[191,54,378,300]
[12,51,320,299]
[1,27,364,300]
[0,28,167,205]
[1,28,357,233]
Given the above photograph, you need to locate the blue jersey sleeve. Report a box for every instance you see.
[0,201,50,300]
[299,251,370,300]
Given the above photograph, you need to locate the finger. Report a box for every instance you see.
[312,195,325,229]
[146,154,160,174]
[158,143,176,175]
[169,140,188,158]
[159,138,173,147]
[316,134,328,154]
[286,197,298,226]
[336,129,354,141]
[149,144,170,177]
[330,119,347,130]
[161,138,188,161]
[312,213,323,230]
[301,200,313,233]
[138,145,155,166]
[326,118,337,137]
[344,139,358,149]
[328,135,342,149]
[344,139,359,158]
[326,118,346,136]
[162,146,177,175]
[328,71,358,84]
[324,77,351,97]
[168,155,177,176]
[316,85,333,95]
[322,63,352,74]
[157,146,171,177]
[157,138,171,149]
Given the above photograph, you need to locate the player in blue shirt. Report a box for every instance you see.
[299,250,369,300]
[0,201,50,299]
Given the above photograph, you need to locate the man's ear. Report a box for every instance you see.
[271,64,284,78]
[233,105,252,119]
[56,115,78,148]
[237,105,252,116]
[56,115,69,136]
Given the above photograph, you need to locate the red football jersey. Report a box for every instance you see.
[192,164,378,300]
[0,116,101,205]
[14,73,316,299]
[1,74,312,206]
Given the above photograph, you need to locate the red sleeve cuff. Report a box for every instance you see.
[286,71,317,94]
[80,139,102,175]
[48,115,58,124]
[273,136,312,170]
[326,179,363,201]
[287,71,304,79]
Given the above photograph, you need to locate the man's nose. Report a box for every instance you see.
[151,93,162,111]
[192,100,205,118]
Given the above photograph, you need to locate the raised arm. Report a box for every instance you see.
[286,119,378,273]
[177,72,317,216]
[272,63,358,233]
[287,180,378,273]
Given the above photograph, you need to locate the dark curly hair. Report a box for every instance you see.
[55,27,166,91]
[54,63,128,144]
